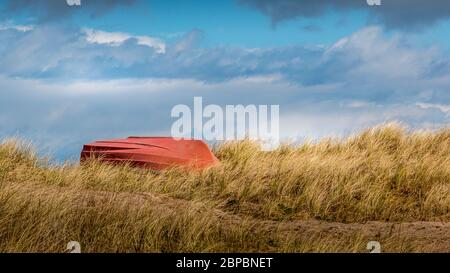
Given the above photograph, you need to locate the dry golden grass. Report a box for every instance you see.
[2,123,450,253]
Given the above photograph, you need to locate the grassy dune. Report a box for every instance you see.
[2,123,450,253]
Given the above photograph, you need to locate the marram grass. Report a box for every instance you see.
[2,123,450,252]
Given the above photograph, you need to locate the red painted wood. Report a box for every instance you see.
[81,137,219,170]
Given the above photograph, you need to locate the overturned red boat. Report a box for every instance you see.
[80,137,219,170]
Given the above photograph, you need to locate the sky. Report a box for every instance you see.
[1,0,450,161]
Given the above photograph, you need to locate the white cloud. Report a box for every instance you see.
[0,22,33,32]
[1,24,447,87]
[323,26,437,80]
[1,74,450,160]
[346,101,375,108]
[416,102,450,116]
[83,28,166,54]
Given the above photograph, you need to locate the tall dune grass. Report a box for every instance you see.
[2,123,450,252]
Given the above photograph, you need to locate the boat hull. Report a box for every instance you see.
[80,137,219,170]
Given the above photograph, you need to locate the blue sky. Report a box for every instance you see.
[81,1,369,48]
[1,0,450,160]
[6,0,450,48]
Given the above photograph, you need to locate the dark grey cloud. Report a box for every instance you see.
[302,24,322,32]
[3,0,136,22]
[240,0,450,30]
